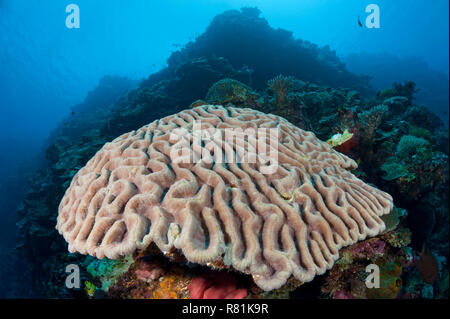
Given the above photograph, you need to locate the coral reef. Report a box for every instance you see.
[107,255,191,299]
[163,8,370,92]
[321,214,412,299]
[345,53,449,126]
[16,71,448,298]
[13,7,448,299]
[379,133,447,201]
[85,254,134,291]
[47,76,139,146]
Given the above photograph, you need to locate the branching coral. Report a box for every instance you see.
[267,75,295,106]
[267,75,303,125]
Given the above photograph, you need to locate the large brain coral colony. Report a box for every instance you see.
[56,105,393,291]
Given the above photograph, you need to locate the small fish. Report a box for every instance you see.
[71,111,75,115]
[84,280,96,297]
[358,16,363,27]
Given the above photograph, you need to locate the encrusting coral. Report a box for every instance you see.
[56,104,393,291]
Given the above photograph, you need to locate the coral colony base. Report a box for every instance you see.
[56,105,393,291]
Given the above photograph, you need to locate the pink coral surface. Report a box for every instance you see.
[56,105,393,291]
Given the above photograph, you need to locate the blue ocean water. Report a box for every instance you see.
[0,0,448,298]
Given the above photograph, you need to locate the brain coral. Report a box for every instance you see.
[56,105,393,291]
